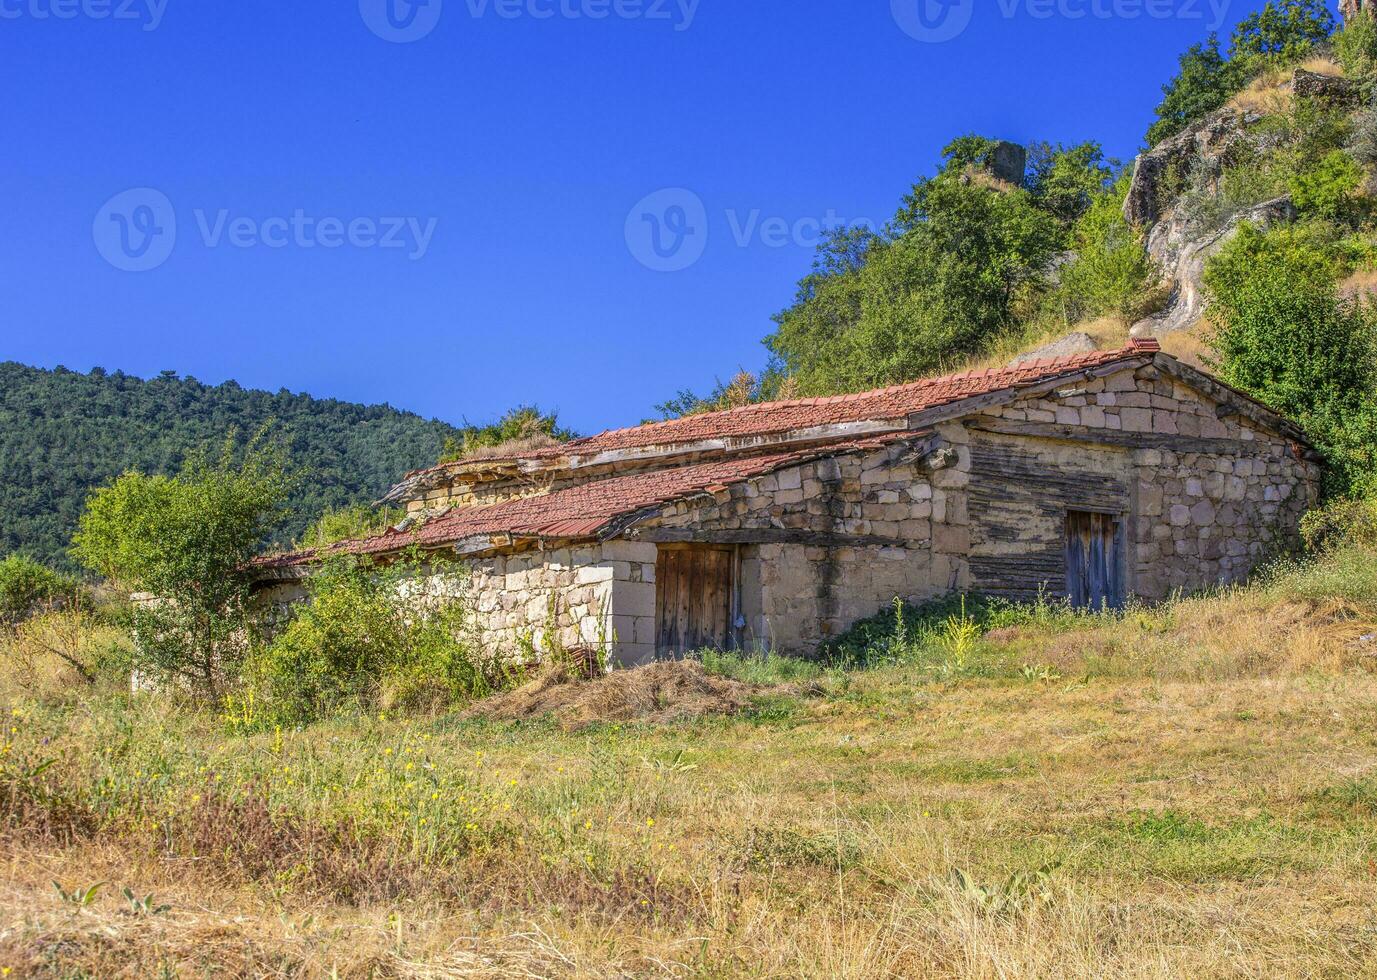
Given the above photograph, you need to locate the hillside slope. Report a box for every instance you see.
[0,362,462,567]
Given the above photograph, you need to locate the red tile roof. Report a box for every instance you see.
[253,436,908,570]
[432,341,1160,471]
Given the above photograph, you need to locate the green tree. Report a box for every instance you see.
[1229,0,1334,60]
[765,140,1063,396]
[1025,142,1114,228]
[71,435,292,695]
[1146,34,1243,145]
[1056,173,1160,322]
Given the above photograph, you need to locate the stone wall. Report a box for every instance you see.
[643,438,962,653]
[970,363,1320,601]
[462,540,657,666]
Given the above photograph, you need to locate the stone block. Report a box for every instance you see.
[933,524,970,553]
[1120,408,1152,433]
[614,581,656,619]
[1190,499,1216,525]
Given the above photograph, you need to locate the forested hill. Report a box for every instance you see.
[0,362,464,567]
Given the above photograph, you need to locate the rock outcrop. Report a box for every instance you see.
[1008,331,1098,366]
[1121,68,1337,339]
[986,141,1028,185]
[1123,107,1262,229]
[1133,195,1297,338]
[1292,68,1360,108]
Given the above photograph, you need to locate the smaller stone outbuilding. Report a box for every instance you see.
[252,341,1321,666]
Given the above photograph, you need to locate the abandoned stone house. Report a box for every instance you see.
[251,340,1321,666]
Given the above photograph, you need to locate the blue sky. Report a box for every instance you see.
[0,0,1338,435]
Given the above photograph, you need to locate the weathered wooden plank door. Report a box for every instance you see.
[655,545,732,658]
[1065,511,1125,611]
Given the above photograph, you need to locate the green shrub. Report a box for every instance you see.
[1336,9,1377,81]
[437,406,574,464]
[1204,223,1377,496]
[1300,498,1377,552]
[296,503,405,550]
[0,555,78,626]
[1055,174,1162,322]
[245,556,507,726]
[1289,150,1366,222]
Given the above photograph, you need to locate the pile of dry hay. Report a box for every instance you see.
[463,660,769,729]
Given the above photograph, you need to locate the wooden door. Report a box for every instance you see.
[655,546,733,658]
[1066,511,1125,611]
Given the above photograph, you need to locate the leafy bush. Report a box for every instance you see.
[1204,223,1377,495]
[1055,173,1162,322]
[5,605,132,691]
[0,555,78,626]
[296,503,405,549]
[72,434,292,695]
[437,406,574,463]
[1336,8,1377,81]
[1300,498,1377,551]
[1289,149,1366,222]
[245,556,508,726]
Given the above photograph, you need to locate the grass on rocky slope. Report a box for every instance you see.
[3,548,1377,977]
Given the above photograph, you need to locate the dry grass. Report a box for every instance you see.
[965,317,1130,374]
[461,659,765,729]
[4,550,1377,977]
[1159,321,1213,369]
[1338,267,1377,302]
[1228,56,1344,116]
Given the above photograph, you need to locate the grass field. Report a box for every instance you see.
[4,549,1377,978]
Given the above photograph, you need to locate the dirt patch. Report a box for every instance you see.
[462,660,764,729]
